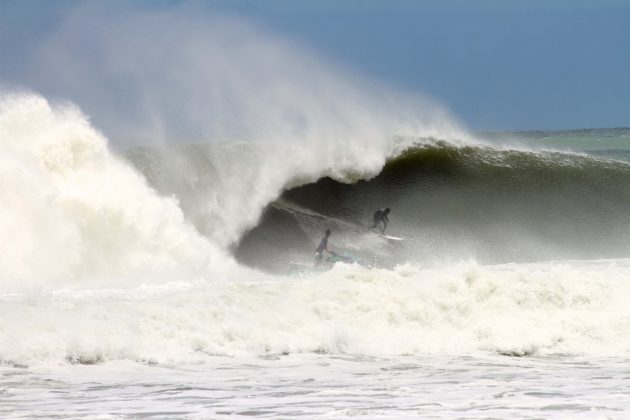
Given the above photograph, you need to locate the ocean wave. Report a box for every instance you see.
[237,141,630,271]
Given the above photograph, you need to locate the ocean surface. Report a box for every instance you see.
[1,94,630,418]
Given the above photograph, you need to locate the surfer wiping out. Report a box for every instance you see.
[369,207,391,234]
[314,228,331,266]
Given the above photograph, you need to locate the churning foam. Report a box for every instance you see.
[0,93,232,292]
[2,259,630,366]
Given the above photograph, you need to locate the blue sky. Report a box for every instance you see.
[1,0,629,131]
[210,0,630,130]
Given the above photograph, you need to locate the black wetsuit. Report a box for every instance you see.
[314,235,329,264]
[370,208,390,234]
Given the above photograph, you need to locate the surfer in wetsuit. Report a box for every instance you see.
[314,228,331,266]
[369,207,390,234]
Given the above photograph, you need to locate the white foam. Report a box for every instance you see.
[2,259,630,366]
[0,93,233,292]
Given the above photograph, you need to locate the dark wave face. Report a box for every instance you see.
[236,141,630,272]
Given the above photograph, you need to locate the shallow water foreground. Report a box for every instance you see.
[2,353,629,419]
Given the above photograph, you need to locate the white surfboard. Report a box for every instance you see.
[366,231,404,241]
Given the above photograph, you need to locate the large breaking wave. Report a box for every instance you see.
[2,4,630,366]
[123,137,630,273]
[2,92,630,367]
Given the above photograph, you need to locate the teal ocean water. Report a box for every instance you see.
[482,127,630,160]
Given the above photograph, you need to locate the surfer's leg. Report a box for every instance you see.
[369,215,378,230]
[314,252,323,267]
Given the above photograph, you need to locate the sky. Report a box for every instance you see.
[1,0,629,133]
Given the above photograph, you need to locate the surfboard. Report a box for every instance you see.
[365,231,404,241]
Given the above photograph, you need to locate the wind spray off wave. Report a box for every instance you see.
[11,3,473,247]
[0,5,475,313]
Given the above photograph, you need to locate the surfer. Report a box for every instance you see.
[369,207,390,234]
[314,228,331,266]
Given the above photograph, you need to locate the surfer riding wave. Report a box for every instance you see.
[369,207,391,234]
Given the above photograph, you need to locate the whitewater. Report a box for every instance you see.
[2,6,630,418]
[2,92,630,418]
